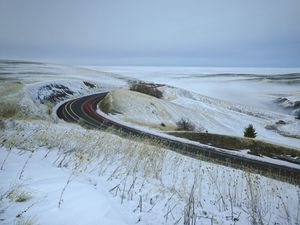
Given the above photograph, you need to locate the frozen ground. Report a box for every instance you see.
[1,60,300,225]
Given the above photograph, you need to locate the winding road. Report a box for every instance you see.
[57,92,300,184]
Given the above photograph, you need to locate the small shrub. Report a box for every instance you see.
[129,81,163,98]
[176,118,195,131]
[244,124,257,138]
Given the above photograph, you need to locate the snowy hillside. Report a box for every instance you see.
[1,60,300,225]
[100,88,206,132]
[95,66,300,114]
[99,83,300,149]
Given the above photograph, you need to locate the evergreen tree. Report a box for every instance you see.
[243,124,257,138]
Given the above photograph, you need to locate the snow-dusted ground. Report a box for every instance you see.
[97,71,300,149]
[1,60,300,225]
[93,66,300,114]
[0,147,135,225]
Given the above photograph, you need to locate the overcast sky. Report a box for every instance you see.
[0,0,299,67]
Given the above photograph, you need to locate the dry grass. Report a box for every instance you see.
[0,81,52,121]
[15,192,32,202]
[0,76,299,224]
[7,185,32,203]
[1,119,299,224]
[16,216,38,225]
[168,131,300,157]
[7,188,32,202]
[0,82,24,119]
[0,101,20,118]
[0,81,23,97]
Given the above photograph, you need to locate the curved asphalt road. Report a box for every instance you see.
[57,92,300,184]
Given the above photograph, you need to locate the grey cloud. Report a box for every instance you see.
[0,0,299,66]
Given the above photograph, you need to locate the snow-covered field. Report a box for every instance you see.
[95,67,300,149]
[1,60,300,225]
[93,66,300,115]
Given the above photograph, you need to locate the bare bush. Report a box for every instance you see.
[129,81,163,99]
[176,118,196,131]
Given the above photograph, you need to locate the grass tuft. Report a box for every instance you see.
[7,185,32,203]
[15,192,32,202]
